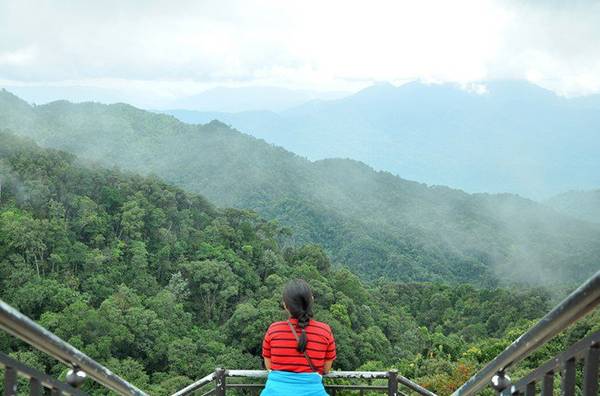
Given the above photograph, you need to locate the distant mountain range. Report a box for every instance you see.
[1,88,599,286]
[4,84,348,113]
[169,86,348,112]
[164,80,600,199]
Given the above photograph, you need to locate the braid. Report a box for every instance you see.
[282,279,314,353]
[298,311,310,328]
[296,311,310,352]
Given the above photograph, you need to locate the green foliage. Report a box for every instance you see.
[0,132,592,395]
[1,91,599,287]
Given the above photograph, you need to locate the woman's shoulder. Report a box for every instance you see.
[265,319,333,334]
[267,320,289,331]
[309,319,333,334]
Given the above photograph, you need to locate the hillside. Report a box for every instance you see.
[1,89,599,286]
[2,132,579,395]
[546,190,600,224]
[165,81,600,199]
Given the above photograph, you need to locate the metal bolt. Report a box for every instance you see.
[66,367,87,388]
[491,371,512,393]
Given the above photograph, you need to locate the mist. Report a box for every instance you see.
[164,80,600,200]
[2,3,600,395]
[1,90,598,288]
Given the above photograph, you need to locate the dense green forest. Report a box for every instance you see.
[1,89,599,287]
[1,133,599,395]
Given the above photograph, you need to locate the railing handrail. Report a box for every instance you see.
[0,299,148,396]
[172,369,437,396]
[451,269,600,396]
[171,372,215,396]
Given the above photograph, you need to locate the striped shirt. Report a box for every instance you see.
[262,318,336,374]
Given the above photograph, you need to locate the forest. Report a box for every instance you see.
[1,89,599,288]
[1,132,599,395]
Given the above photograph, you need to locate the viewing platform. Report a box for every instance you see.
[1,270,599,396]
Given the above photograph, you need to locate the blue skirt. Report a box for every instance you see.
[260,371,328,396]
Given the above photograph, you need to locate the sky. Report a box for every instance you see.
[1,0,600,107]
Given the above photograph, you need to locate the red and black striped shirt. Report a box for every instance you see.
[262,318,336,374]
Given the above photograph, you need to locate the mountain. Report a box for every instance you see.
[1,85,138,107]
[3,132,572,396]
[546,190,600,224]
[1,88,599,286]
[168,86,349,112]
[164,80,600,199]
[4,85,349,112]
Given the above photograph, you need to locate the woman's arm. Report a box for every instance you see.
[264,357,272,370]
[323,360,333,374]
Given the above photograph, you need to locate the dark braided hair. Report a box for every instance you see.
[283,279,314,352]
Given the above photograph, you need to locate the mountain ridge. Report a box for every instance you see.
[163,80,600,199]
[1,88,599,286]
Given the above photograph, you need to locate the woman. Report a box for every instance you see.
[261,279,336,396]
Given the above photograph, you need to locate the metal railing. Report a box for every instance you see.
[171,369,438,396]
[452,269,600,396]
[0,299,148,396]
[1,351,87,396]
[509,330,599,396]
[3,267,599,396]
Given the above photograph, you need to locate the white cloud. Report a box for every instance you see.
[0,46,37,66]
[0,0,599,98]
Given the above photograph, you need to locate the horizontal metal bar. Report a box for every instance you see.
[225,383,391,391]
[451,270,600,396]
[0,352,87,396]
[223,369,391,380]
[512,330,600,392]
[170,372,215,396]
[325,385,388,391]
[326,370,390,380]
[0,299,148,396]
[224,370,267,379]
[225,384,265,388]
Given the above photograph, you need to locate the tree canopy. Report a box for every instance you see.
[1,132,598,395]
[1,90,599,287]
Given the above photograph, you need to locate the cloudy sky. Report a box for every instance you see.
[1,0,599,106]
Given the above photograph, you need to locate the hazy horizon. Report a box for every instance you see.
[2,0,600,199]
[3,1,600,106]
[2,83,599,203]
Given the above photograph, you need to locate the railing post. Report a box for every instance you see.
[583,346,599,396]
[388,369,398,396]
[541,371,553,396]
[4,366,17,396]
[525,382,535,396]
[215,367,226,396]
[30,378,42,396]
[561,358,576,396]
